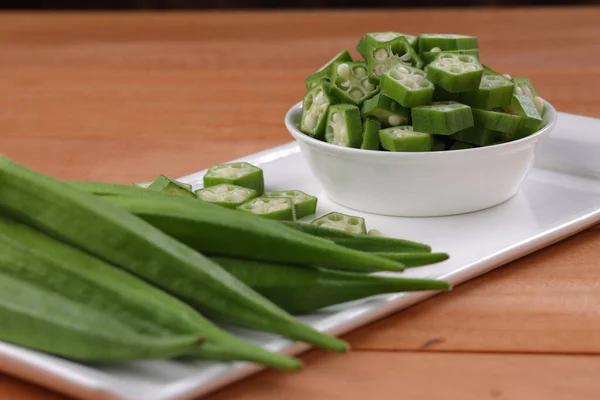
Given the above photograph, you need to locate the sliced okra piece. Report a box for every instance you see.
[449,140,475,150]
[411,101,474,135]
[305,50,353,90]
[147,175,195,198]
[426,52,483,93]
[300,83,333,139]
[432,135,452,151]
[325,104,363,148]
[451,125,500,146]
[311,212,367,235]
[361,93,410,127]
[380,64,434,107]
[361,117,382,150]
[421,48,480,65]
[133,179,154,188]
[379,126,433,152]
[237,196,296,221]
[471,108,522,134]
[459,71,514,109]
[502,94,543,139]
[329,61,379,106]
[512,77,544,114]
[366,36,424,80]
[418,34,478,53]
[264,190,318,219]
[204,162,265,196]
[356,32,418,58]
[433,85,460,102]
[195,183,257,209]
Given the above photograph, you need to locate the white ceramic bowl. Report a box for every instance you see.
[285,99,557,217]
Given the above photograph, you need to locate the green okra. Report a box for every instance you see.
[361,93,410,127]
[512,77,544,114]
[264,190,318,219]
[305,50,353,91]
[451,125,500,146]
[371,252,449,267]
[432,135,452,151]
[411,101,474,135]
[503,94,543,139]
[425,52,483,93]
[300,83,333,139]
[421,49,480,65]
[212,257,450,315]
[356,32,418,59]
[311,212,367,235]
[148,175,195,198]
[364,36,424,79]
[459,71,514,110]
[134,180,154,188]
[361,118,382,150]
[471,108,522,134]
[329,61,379,106]
[204,162,265,196]
[418,34,478,53]
[0,214,301,370]
[433,85,460,102]
[449,141,475,150]
[238,196,296,221]
[195,184,257,209]
[379,126,433,152]
[380,64,434,107]
[325,104,363,148]
[0,156,347,353]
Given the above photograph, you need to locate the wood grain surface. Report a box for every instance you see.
[1,6,599,400]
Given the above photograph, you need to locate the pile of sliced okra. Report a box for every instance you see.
[138,164,374,232]
[300,32,545,151]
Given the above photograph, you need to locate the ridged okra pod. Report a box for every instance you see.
[418,34,478,53]
[329,61,379,106]
[325,104,363,148]
[363,36,423,79]
[311,212,367,235]
[238,196,297,221]
[203,162,265,196]
[356,32,418,59]
[300,82,333,139]
[361,118,382,150]
[380,64,434,107]
[264,190,318,219]
[305,50,353,90]
[411,101,474,135]
[361,93,410,127]
[425,53,483,93]
[459,70,514,109]
[379,126,433,152]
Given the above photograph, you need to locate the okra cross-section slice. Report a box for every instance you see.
[380,64,434,107]
[305,50,353,90]
[356,32,418,58]
[311,212,366,235]
[379,126,433,152]
[472,108,522,134]
[204,162,265,196]
[365,36,424,79]
[325,104,363,148]
[425,52,483,93]
[148,175,195,198]
[361,118,382,150]
[418,34,478,53]
[237,196,296,221]
[361,93,409,127]
[264,190,318,219]
[195,183,257,209]
[459,71,514,110]
[502,94,543,139]
[411,101,474,135]
[329,61,379,106]
[451,125,500,146]
[300,83,333,139]
[512,77,544,114]
[421,49,480,65]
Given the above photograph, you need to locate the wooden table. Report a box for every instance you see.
[1,6,600,399]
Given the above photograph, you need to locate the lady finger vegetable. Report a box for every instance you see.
[203,162,265,196]
[379,126,433,152]
[148,175,195,198]
[364,36,423,79]
[411,101,474,135]
[299,83,333,138]
[0,156,347,353]
[512,77,544,112]
[459,71,514,109]
[356,32,418,59]
[361,94,409,127]
[418,34,478,53]
[325,104,363,148]
[380,64,434,107]
[372,252,450,267]
[195,184,257,209]
[238,197,296,221]
[425,53,483,93]
[0,214,301,370]
[311,212,367,234]
[329,61,379,106]
[361,118,382,150]
[212,257,450,315]
[421,49,479,65]
[471,108,522,134]
[264,190,318,219]
[503,94,543,139]
[305,50,353,90]
[451,125,499,146]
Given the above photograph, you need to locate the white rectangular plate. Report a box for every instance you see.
[2,111,600,400]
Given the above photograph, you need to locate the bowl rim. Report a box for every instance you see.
[285,98,557,159]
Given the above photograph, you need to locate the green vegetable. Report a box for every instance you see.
[433,85,460,102]
[0,156,346,353]
[379,126,433,152]
[418,34,478,53]
[459,71,514,109]
[512,77,544,114]
[364,36,423,79]
[305,50,353,91]
[148,175,195,198]
[432,135,452,151]
[356,32,418,58]
[195,184,257,209]
[264,190,318,219]
[503,94,543,139]
[361,94,410,127]
[212,257,450,315]
[311,212,367,235]
[134,180,154,188]
[372,252,450,267]
[380,64,434,107]
[0,213,301,370]
[471,108,522,134]
[425,52,483,93]
[300,83,333,139]
[411,101,474,135]
[421,49,479,65]
[325,104,363,148]
[451,125,499,146]
[238,196,296,221]
[204,162,265,196]
[449,141,475,150]
[329,61,379,106]
[361,118,382,150]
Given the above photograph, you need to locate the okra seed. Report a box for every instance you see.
[332,112,344,124]
[515,86,524,95]
[314,90,325,103]
[404,80,417,89]
[414,76,430,88]
[396,65,409,74]
[373,32,398,41]
[533,96,544,113]
[388,115,403,126]
[431,47,442,53]
[464,64,477,71]
[303,114,318,130]
[399,52,412,62]
[503,74,512,79]
[449,66,462,74]
[375,64,387,75]
[319,103,328,112]
[350,89,363,99]
[374,48,389,61]
[337,63,352,79]
[340,79,351,88]
[362,80,375,91]
[355,67,367,77]
[523,86,532,97]
[348,218,359,225]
